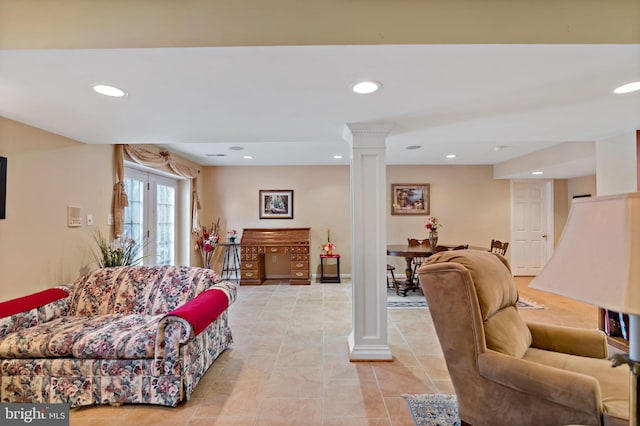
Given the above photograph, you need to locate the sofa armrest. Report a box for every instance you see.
[527,321,608,359]
[0,285,73,338]
[166,288,230,336]
[478,350,602,417]
[154,288,231,375]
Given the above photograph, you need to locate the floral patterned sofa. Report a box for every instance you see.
[0,265,237,407]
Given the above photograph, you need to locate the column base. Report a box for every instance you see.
[348,333,393,361]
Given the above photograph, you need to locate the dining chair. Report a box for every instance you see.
[489,239,509,255]
[386,264,399,295]
[407,238,429,290]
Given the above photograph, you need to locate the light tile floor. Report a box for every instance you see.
[70,276,597,425]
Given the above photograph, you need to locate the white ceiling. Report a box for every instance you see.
[1,44,638,177]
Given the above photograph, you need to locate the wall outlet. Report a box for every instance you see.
[86,213,93,226]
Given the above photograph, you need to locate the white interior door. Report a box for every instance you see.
[510,181,553,276]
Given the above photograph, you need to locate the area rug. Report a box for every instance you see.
[387,287,427,309]
[402,393,460,426]
[387,288,544,310]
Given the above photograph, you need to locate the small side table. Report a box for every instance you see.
[220,242,240,283]
[320,254,341,283]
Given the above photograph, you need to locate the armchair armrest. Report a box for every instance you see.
[527,321,608,359]
[478,350,602,417]
[0,285,73,338]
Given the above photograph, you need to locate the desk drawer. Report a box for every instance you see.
[291,269,309,280]
[242,261,259,270]
[289,246,309,254]
[241,253,259,261]
[291,254,309,261]
[265,246,284,254]
[241,270,261,280]
[291,260,308,270]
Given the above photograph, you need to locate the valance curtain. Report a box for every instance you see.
[112,144,201,237]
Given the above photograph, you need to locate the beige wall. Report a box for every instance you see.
[552,179,569,247]
[200,165,351,277]
[3,1,638,49]
[568,175,596,201]
[0,118,575,299]
[201,164,513,277]
[387,166,511,273]
[0,117,114,300]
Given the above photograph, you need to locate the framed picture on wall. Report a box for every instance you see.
[0,157,6,219]
[391,183,430,216]
[259,189,294,219]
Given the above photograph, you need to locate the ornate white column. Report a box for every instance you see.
[344,122,393,361]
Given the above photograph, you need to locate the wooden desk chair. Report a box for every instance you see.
[408,238,431,288]
[412,244,469,285]
[386,264,400,295]
[489,239,509,255]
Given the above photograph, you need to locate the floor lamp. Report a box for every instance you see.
[530,192,640,425]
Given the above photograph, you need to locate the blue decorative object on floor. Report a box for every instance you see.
[402,393,460,426]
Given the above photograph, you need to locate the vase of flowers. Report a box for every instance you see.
[425,216,442,250]
[322,228,336,255]
[195,220,220,268]
[93,231,143,268]
[227,229,238,243]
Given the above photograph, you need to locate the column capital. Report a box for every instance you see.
[343,122,393,146]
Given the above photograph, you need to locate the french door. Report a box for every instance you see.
[123,167,177,266]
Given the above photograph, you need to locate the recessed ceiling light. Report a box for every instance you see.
[229,146,244,151]
[92,84,127,97]
[243,155,253,160]
[333,155,343,159]
[446,154,457,159]
[532,171,544,175]
[352,81,382,95]
[405,145,421,150]
[614,81,640,94]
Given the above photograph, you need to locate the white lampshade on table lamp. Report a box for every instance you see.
[530,192,640,424]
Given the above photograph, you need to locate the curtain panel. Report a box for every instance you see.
[112,144,201,238]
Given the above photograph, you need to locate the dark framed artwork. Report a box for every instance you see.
[259,189,294,219]
[391,183,430,216]
[0,157,6,219]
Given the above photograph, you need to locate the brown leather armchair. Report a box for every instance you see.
[416,250,629,426]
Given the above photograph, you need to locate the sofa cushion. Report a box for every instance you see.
[0,316,118,358]
[0,314,163,359]
[68,266,223,316]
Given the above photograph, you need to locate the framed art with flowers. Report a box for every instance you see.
[259,190,294,219]
[391,183,430,216]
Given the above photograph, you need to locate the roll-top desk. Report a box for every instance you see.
[240,227,311,285]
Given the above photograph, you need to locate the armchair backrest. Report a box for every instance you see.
[418,250,532,362]
[67,266,223,316]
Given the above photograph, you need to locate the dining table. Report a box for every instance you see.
[386,244,487,296]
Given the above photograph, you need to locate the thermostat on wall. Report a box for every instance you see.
[67,205,82,227]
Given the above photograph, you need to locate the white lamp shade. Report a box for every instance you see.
[530,192,640,315]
